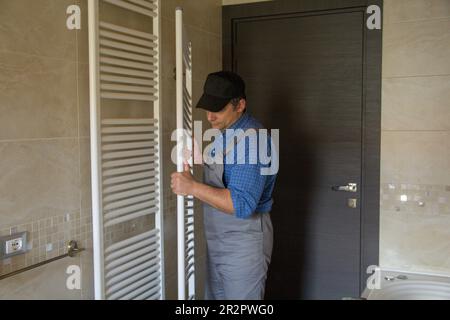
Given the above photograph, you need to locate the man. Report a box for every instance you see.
[171,71,277,300]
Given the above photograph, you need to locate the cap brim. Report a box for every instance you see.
[195,93,230,112]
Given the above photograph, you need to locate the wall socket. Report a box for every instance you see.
[1,232,28,259]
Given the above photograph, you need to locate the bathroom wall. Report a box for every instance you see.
[380,0,450,275]
[0,0,222,300]
[160,0,222,300]
[0,0,93,299]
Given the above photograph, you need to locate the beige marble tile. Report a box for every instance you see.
[402,213,450,273]
[79,138,92,211]
[0,256,82,299]
[170,0,222,34]
[0,139,80,228]
[0,0,77,61]
[77,0,89,64]
[187,26,210,83]
[78,63,91,138]
[209,1,223,36]
[164,272,178,300]
[0,52,78,140]
[380,210,450,274]
[163,212,178,277]
[162,0,176,20]
[208,33,222,73]
[194,254,206,300]
[383,18,450,78]
[380,210,409,269]
[80,249,94,300]
[162,76,177,134]
[380,131,450,185]
[161,17,176,81]
[382,76,450,131]
[384,0,450,25]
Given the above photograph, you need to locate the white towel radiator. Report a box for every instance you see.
[88,0,164,300]
[175,7,195,300]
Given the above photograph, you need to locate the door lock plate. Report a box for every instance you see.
[348,198,357,208]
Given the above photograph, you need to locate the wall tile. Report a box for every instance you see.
[384,0,450,25]
[380,210,450,274]
[382,76,450,131]
[0,52,78,140]
[0,0,77,61]
[383,18,450,78]
[0,256,82,299]
[380,131,450,185]
[0,139,80,228]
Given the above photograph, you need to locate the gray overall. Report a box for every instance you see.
[203,135,273,300]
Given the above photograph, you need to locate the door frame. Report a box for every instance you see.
[223,0,382,295]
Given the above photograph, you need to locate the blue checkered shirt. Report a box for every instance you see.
[210,112,277,219]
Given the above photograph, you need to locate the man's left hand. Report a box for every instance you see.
[171,163,196,196]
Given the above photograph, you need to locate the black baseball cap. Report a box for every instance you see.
[196,71,246,112]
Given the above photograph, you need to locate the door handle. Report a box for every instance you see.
[331,183,357,193]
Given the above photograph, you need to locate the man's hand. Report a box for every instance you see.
[171,163,196,196]
[182,137,203,165]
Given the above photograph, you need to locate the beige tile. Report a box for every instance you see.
[0,139,80,228]
[383,18,450,77]
[164,272,178,300]
[381,211,450,274]
[381,76,450,131]
[0,256,82,299]
[77,0,89,64]
[187,26,210,83]
[0,0,77,61]
[380,131,450,185]
[208,34,222,73]
[379,210,409,270]
[194,254,206,299]
[80,138,92,211]
[163,213,178,277]
[162,76,177,134]
[0,52,78,140]
[80,249,94,300]
[162,0,176,20]
[209,1,223,36]
[402,214,450,273]
[78,63,90,137]
[384,0,450,24]
[172,0,221,33]
[161,17,176,81]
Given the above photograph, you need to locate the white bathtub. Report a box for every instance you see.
[362,269,450,300]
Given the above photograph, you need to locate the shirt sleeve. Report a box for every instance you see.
[226,133,269,219]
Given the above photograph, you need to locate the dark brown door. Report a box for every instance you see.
[224,1,382,299]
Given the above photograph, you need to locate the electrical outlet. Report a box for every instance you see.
[1,232,28,259]
[6,238,23,254]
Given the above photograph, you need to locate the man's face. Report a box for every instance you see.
[206,100,245,130]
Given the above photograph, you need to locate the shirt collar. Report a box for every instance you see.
[224,111,250,133]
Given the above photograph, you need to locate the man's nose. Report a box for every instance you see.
[207,112,216,122]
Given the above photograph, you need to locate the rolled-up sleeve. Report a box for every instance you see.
[226,135,268,219]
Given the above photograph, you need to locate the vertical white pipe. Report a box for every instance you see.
[175,7,186,300]
[88,0,105,300]
[153,0,165,300]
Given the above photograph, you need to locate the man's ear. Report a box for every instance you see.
[237,99,246,113]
